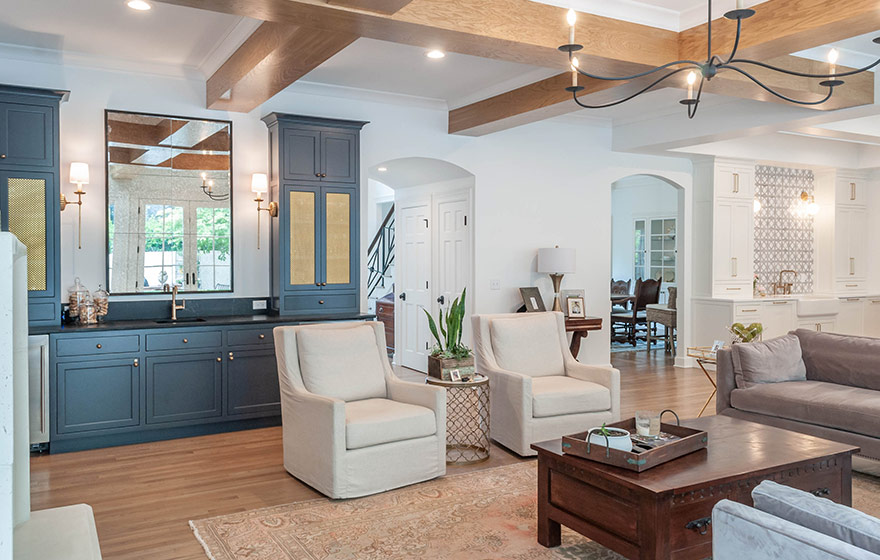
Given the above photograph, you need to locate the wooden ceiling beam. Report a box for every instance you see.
[206,21,358,112]
[325,0,414,16]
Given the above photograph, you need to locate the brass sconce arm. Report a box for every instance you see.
[254,194,278,250]
[60,184,87,249]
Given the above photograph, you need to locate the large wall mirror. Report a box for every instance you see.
[105,110,233,294]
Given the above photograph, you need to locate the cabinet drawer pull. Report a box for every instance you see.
[96,343,102,349]
[810,487,831,497]
[872,300,880,305]
[133,359,139,367]
[816,323,822,332]
[740,309,758,313]
[686,517,712,535]
[850,257,855,276]
[731,257,738,277]
[732,173,739,193]
[183,338,188,344]
[725,287,742,291]
[228,352,234,361]
[851,182,856,201]
[258,334,265,339]
[846,284,859,288]
[773,301,789,305]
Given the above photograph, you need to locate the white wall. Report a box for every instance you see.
[0,49,693,365]
[611,176,679,282]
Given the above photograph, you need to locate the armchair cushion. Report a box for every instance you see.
[345,398,436,450]
[489,314,565,377]
[531,376,611,418]
[297,325,387,402]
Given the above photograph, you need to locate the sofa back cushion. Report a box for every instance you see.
[297,325,387,401]
[731,334,807,389]
[794,329,880,391]
[490,314,564,377]
[752,480,880,554]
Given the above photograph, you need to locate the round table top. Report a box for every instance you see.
[425,374,488,387]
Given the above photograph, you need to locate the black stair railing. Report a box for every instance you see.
[367,204,395,299]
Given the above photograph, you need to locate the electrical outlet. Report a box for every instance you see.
[252,299,268,310]
[490,279,501,291]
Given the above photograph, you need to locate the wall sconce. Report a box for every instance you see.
[252,173,277,250]
[800,191,819,216]
[60,162,88,249]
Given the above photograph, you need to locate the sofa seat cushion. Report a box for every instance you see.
[730,380,880,438]
[345,398,436,450]
[297,325,387,402]
[531,375,611,418]
[490,313,565,377]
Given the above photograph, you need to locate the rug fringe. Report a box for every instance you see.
[190,520,219,560]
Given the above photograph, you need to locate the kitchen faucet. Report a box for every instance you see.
[164,283,186,320]
[773,270,797,296]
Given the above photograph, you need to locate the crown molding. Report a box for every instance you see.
[197,17,264,79]
[284,80,449,111]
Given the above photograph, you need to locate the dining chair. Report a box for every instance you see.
[610,278,662,346]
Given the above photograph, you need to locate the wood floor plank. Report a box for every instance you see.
[30,350,712,560]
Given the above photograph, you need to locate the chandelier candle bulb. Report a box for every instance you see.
[566,9,576,44]
[571,56,579,87]
[828,48,839,76]
[687,71,697,99]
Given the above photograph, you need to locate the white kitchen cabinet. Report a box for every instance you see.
[834,206,868,281]
[836,298,865,336]
[865,298,880,338]
[716,163,755,201]
[761,300,796,339]
[713,199,754,294]
[836,177,868,207]
[797,317,837,333]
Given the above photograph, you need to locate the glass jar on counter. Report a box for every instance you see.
[78,298,98,325]
[94,284,110,321]
[67,277,90,321]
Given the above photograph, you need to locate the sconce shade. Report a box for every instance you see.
[69,162,89,185]
[251,173,268,193]
[537,247,576,274]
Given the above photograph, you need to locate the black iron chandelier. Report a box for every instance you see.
[559,1,880,118]
[199,172,230,202]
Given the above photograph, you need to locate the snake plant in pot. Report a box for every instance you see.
[424,288,475,381]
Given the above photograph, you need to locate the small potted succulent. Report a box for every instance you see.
[587,423,633,452]
[424,288,474,381]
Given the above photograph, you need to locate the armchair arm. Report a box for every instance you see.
[566,362,620,421]
[483,364,534,436]
[279,385,346,490]
[386,377,445,415]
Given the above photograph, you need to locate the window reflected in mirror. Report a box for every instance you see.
[106,110,233,294]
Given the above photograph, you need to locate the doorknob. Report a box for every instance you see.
[437,295,445,305]
[399,292,406,301]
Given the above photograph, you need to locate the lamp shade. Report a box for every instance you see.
[537,247,576,274]
[69,162,89,185]
[251,173,268,193]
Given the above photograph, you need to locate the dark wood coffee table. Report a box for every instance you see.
[532,415,859,560]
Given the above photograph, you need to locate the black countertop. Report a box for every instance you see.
[30,312,377,335]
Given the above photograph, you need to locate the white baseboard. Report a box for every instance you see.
[675,356,697,369]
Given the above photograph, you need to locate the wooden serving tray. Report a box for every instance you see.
[561,418,708,472]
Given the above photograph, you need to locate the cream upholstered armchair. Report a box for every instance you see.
[274,321,446,499]
[472,312,620,456]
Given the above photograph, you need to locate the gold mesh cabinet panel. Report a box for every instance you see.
[325,192,350,285]
[7,177,47,291]
[289,191,316,286]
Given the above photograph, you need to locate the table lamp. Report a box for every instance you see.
[538,246,576,312]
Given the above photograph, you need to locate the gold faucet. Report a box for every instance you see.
[773,270,797,295]
[171,285,186,320]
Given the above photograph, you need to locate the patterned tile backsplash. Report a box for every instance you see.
[754,165,814,295]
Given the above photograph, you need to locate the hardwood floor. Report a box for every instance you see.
[30,350,714,560]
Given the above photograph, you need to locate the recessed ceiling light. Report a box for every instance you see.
[426,50,446,59]
[377,167,388,172]
[127,0,152,11]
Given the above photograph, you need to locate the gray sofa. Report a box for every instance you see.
[713,480,880,559]
[716,329,880,460]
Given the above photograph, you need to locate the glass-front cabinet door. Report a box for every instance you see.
[322,186,356,291]
[0,170,54,297]
[285,185,321,291]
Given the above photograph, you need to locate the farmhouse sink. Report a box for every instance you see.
[796,297,841,317]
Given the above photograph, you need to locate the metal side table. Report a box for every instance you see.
[686,346,720,417]
[426,375,490,464]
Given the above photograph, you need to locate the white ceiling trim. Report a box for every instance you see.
[197,17,264,79]
[447,67,561,109]
[531,0,680,31]
[287,80,449,111]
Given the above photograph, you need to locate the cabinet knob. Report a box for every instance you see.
[228,352,234,361]
[0,154,6,159]
[216,357,222,362]
[96,343,102,349]
[319,300,325,305]
[315,173,321,177]
[258,334,265,339]
[133,359,139,367]
[182,338,188,343]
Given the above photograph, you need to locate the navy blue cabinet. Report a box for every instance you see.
[146,353,223,424]
[56,357,140,434]
[226,348,280,416]
[262,114,367,317]
[0,85,67,327]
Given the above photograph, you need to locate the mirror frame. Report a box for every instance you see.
[103,109,235,296]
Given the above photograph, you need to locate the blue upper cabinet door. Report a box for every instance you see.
[282,129,321,182]
[0,103,54,168]
[320,131,357,184]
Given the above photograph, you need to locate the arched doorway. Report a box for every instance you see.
[610,173,687,362]
[366,157,476,372]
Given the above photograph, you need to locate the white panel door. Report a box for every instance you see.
[850,208,867,280]
[760,300,795,340]
[435,194,472,347]
[396,203,432,372]
[836,298,865,336]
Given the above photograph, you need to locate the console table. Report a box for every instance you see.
[565,316,602,359]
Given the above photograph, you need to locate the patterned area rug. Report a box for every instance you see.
[191,462,880,560]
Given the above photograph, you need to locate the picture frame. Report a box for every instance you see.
[449,369,462,382]
[519,287,546,312]
[710,340,726,353]
[567,296,586,318]
[560,289,585,317]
